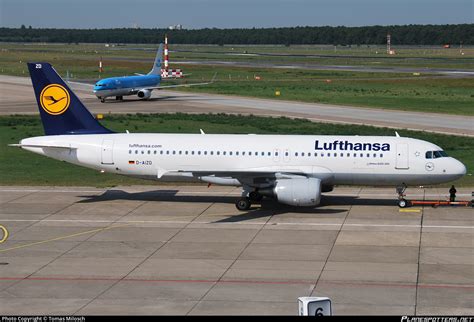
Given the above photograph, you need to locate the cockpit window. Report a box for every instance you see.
[426,150,448,159]
[434,150,448,158]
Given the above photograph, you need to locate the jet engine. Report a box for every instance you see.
[137,89,152,100]
[260,178,322,206]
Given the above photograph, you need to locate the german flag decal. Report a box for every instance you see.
[128,160,135,164]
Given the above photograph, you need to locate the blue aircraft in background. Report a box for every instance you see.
[93,44,212,102]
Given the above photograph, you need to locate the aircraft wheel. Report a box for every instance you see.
[100,98,105,103]
[398,198,409,208]
[236,198,251,211]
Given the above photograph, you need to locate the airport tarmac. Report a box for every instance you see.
[1,75,473,137]
[0,185,472,315]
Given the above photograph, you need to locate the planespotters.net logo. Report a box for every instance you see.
[40,84,70,115]
[402,317,473,322]
[1,316,85,322]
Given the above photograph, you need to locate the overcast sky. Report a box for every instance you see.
[1,0,472,29]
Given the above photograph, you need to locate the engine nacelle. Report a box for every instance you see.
[137,89,152,100]
[261,178,322,207]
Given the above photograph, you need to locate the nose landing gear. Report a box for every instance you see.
[396,184,409,208]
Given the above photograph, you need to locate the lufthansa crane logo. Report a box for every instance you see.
[40,84,70,115]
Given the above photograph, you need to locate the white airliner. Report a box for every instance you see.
[12,63,466,210]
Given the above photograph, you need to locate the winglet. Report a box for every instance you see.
[210,72,218,83]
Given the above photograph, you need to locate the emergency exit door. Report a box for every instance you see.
[395,143,409,169]
[101,139,114,165]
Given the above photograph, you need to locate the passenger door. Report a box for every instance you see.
[395,143,409,169]
[101,139,114,165]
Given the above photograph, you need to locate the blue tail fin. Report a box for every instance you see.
[148,43,163,76]
[28,62,113,135]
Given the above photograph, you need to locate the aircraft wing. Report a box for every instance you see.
[159,165,334,186]
[141,81,213,91]
[143,72,217,90]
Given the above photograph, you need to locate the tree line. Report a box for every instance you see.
[0,24,472,45]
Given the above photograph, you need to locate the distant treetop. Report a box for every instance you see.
[0,24,472,45]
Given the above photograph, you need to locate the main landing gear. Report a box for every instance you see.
[396,184,409,208]
[115,96,123,101]
[235,189,264,211]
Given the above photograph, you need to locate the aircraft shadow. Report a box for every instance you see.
[321,195,397,207]
[76,189,398,222]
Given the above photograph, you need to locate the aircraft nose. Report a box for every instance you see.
[452,159,467,177]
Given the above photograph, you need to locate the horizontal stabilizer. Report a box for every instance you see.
[9,143,77,150]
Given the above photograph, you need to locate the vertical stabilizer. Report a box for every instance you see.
[28,62,112,135]
[148,43,163,76]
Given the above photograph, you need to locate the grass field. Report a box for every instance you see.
[1,113,472,187]
[1,43,473,115]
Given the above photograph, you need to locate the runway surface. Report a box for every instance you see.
[1,75,473,137]
[108,56,474,77]
[0,185,472,315]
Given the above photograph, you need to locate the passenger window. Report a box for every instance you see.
[129,150,132,154]
[242,151,245,156]
[236,151,239,156]
[334,153,337,157]
[314,152,318,157]
[172,151,176,155]
[295,152,298,157]
[210,151,214,155]
[191,151,195,155]
[160,150,163,155]
[141,150,144,154]
[302,152,305,157]
[217,151,220,155]
[198,151,201,155]
[148,150,151,154]
[154,151,157,154]
[204,151,207,155]
[179,151,182,155]
[230,151,233,156]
